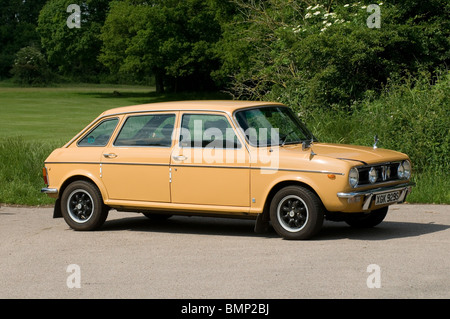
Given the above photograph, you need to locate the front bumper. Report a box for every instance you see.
[337,182,415,211]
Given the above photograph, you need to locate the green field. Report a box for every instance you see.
[0,84,447,206]
[0,84,229,142]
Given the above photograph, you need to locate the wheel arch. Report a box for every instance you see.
[53,175,107,218]
[260,180,322,222]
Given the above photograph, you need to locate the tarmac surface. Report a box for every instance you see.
[0,204,448,299]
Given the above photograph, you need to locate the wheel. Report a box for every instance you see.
[61,180,109,231]
[344,206,388,228]
[142,212,172,221]
[270,186,324,240]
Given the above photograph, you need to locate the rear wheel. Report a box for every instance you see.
[61,181,109,231]
[270,186,324,240]
[344,206,388,228]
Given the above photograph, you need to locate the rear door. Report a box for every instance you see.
[101,112,177,202]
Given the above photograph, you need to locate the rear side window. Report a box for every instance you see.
[78,118,119,147]
[114,114,175,147]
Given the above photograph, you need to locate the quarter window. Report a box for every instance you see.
[78,118,119,147]
[114,114,175,147]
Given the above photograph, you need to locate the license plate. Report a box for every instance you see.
[375,191,400,205]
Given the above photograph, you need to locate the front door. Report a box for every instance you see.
[170,112,250,207]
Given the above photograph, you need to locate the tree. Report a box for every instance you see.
[215,0,450,110]
[10,46,51,85]
[0,0,47,78]
[99,0,226,92]
[37,0,110,79]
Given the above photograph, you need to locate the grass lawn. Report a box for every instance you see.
[0,84,228,143]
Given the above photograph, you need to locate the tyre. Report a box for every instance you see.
[344,206,388,228]
[61,180,109,231]
[270,186,324,240]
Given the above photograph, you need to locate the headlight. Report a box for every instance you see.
[349,167,359,188]
[397,163,405,179]
[398,160,412,179]
[368,167,378,184]
[402,160,411,179]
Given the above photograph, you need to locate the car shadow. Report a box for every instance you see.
[101,214,449,241]
[316,220,449,241]
[102,214,279,238]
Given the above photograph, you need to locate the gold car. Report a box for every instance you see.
[41,101,414,239]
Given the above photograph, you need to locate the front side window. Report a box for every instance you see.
[114,114,175,147]
[180,114,241,149]
[235,106,314,146]
[78,118,119,147]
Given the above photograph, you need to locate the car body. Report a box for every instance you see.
[41,100,414,239]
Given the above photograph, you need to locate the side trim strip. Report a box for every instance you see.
[45,162,99,165]
[45,161,344,175]
[258,167,345,175]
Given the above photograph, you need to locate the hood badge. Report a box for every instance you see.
[373,135,379,149]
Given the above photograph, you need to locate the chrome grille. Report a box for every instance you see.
[357,162,401,186]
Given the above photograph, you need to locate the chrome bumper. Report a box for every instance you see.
[41,188,58,194]
[337,182,415,211]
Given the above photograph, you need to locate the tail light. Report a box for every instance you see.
[42,167,49,186]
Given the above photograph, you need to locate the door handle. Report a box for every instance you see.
[103,153,118,159]
[172,155,187,161]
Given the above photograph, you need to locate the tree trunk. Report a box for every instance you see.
[154,69,164,93]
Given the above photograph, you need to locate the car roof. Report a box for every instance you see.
[101,100,285,117]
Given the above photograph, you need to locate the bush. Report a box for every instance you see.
[10,46,51,86]
[305,70,450,173]
[217,1,449,109]
[303,70,449,204]
[0,137,59,205]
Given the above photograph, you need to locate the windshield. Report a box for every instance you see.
[234,106,315,147]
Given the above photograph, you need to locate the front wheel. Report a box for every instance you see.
[270,186,324,240]
[61,181,109,231]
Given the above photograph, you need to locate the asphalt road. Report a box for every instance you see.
[0,204,448,299]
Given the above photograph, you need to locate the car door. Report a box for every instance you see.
[170,112,250,207]
[101,112,177,202]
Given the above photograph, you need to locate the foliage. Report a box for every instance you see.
[0,0,48,78]
[0,137,58,205]
[304,69,450,204]
[100,0,227,92]
[215,0,450,109]
[37,0,110,79]
[10,46,51,85]
[306,70,450,173]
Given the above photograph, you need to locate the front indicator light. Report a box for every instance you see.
[347,196,361,204]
